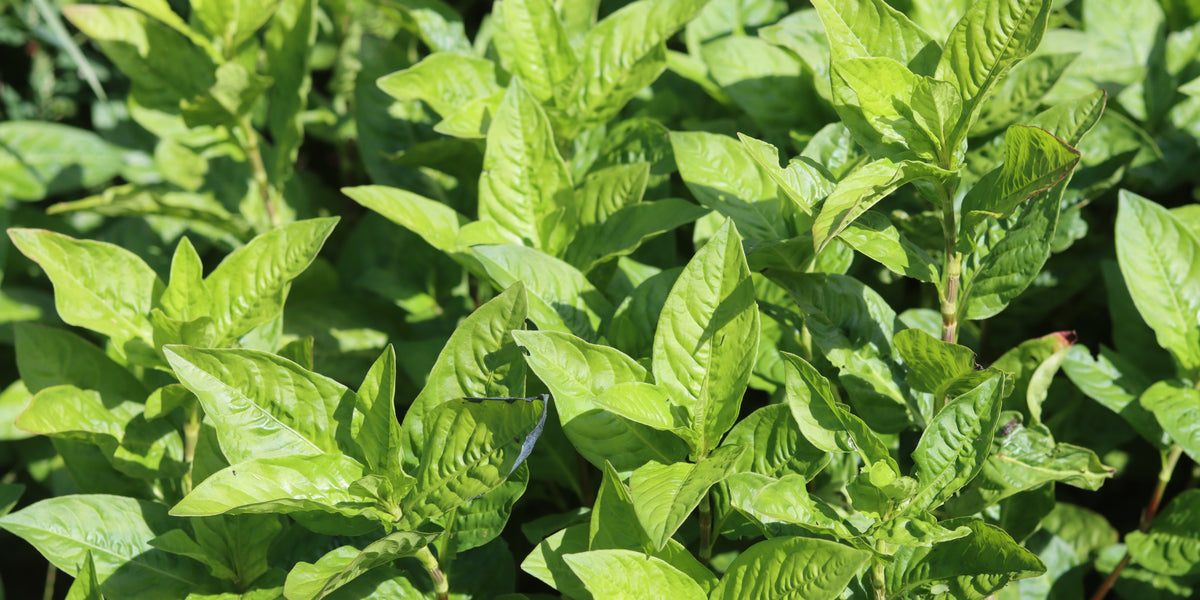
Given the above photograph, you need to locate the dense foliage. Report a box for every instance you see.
[0,0,1198,598]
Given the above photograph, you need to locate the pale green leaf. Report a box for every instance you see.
[1127,489,1200,576]
[400,284,528,473]
[494,0,577,106]
[376,52,502,120]
[9,229,160,351]
[809,0,937,68]
[471,245,612,341]
[0,122,124,202]
[163,346,356,464]
[710,536,871,600]
[908,372,1005,513]
[1141,381,1200,464]
[652,220,759,456]
[283,530,442,600]
[812,159,949,255]
[721,403,829,481]
[478,80,575,254]
[0,494,215,599]
[1115,190,1200,376]
[170,454,368,518]
[937,0,1054,144]
[512,329,688,475]
[886,518,1045,598]
[564,550,707,600]
[629,445,743,550]
[205,218,338,343]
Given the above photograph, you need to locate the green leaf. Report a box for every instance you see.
[960,125,1080,238]
[1127,490,1200,576]
[471,245,613,341]
[593,381,688,437]
[494,0,577,106]
[710,536,871,600]
[937,0,1054,144]
[736,133,833,217]
[809,0,937,68]
[399,396,546,525]
[1141,381,1200,464]
[874,511,972,549]
[590,462,650,551]
[829,57,951,161]
[191,0,280,51]
[894,328,977,397]
[8,229,160,351]
[572,0,709,125]
[180,62,273,127]
[64,550,102,600]
[15,323,146,401]
[1115,190,1200,377]
[886,518,1045,598]
[62,4,217,110]
[770,273,914,432]
[342,185,482,256]
[970,52,1078,137]
[283,530,443,600]
[163,346,357,464]
[354,346,402,475]
[629,445,744,550]
[563,550,707,600]
[812,159,949,255]
[1062,344,1168,449]
[721,404,829,481]
[0,494,215,599]
[652,220,759,456]
[160,236,210,321]
[377,52,502,120]
[564,199,709,273]
[400,285,529,472]
[701,36,820,132]
[727,473,859,540]
[264,0,316,182]
[909,372,1005,513]
[190,514,280,586]
[572,163,650,227]
[171,453,368,518]
[0,122,125,202]
[946,420,1114,515]
[838,211,940,283]
[478,80,574,254]
[608,266,680,360]
[18,384,184,478]
[782,352,896,469]
[513,329,688,474]
[205,217,338,343]
[671,131,794,245]
[0,381,33,441]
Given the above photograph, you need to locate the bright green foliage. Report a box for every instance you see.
[4,0,1200,597]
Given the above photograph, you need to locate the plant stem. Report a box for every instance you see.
[871,557,887,600]
[1089,443,1184,600]
[937,180,962,346]
[42,562,55,600]
[416,546,449,600]
[180,401,201,497]
[237,116,279,230]
[698,491,713,561]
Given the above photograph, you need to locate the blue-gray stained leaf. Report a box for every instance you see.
[400,395,546,525]
[399,285,527,473]
[513,329,689,475]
